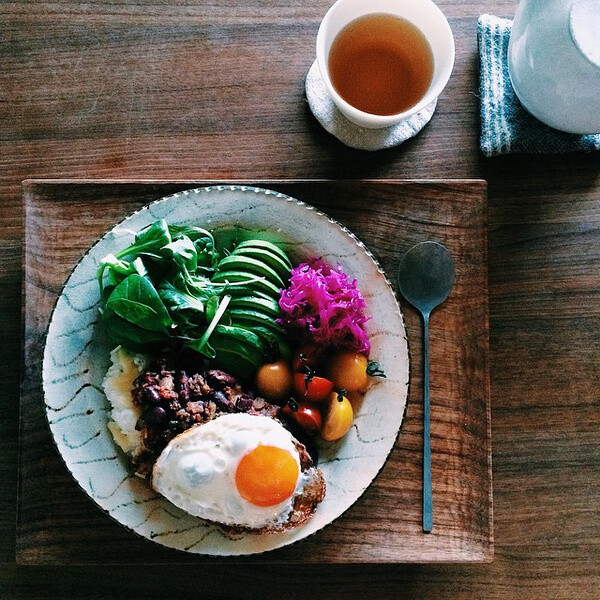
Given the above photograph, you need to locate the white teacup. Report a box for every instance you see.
[316,0,455,129]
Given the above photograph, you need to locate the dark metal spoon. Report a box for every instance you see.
[397,241,455,533]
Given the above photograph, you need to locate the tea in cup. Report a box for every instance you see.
[316,0,455,129]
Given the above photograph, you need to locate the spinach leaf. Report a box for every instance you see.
[185,295,231,358]
[176,226,217,270]
[169,224,214,245]
[174,267,218,300]
[100,253,130,275]
[115,219,172,260]
[101,307,168,352]
[107,268,125,287]
[105,274,174,333]
[97,254,132,301]
[161,236,198,272]
[98,221,171,298]
[205,295,220,322]
[158,282,205,329]
[106,298,165,330]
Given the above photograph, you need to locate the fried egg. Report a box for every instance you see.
[151,413,310,529]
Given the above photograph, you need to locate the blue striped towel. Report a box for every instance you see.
[478,14,600,157]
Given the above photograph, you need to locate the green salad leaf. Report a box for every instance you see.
[185,295,232,359]
[97,219,292,379]
[157,282,206,329]
[105,274,174,333]
[162,237,198,272]
[119,219,172,260]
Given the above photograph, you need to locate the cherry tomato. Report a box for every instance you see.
[292,345,324,372]
[321,391,354,441]
[292,372,334,403]
[255,360,293,402]
[327,351,369,393]
[282,401,323,436]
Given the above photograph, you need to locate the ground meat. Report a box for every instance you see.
[292,439,314,472]
[131,365,282,478]
[187,373,212,397]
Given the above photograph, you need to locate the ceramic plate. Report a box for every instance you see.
[43,185,409,555]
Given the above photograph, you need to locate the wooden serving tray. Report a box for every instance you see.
[19,179,492,564]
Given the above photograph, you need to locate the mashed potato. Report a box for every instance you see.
[102,346,149,455]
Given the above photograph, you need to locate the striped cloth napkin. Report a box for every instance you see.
[477,14,600,157]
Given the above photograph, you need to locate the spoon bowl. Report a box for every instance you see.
[397,241,454,532]
[397,241,455,313]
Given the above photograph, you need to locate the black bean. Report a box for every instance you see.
[206,370,237,390]
[143,406,167,425]
[143,386,162,405]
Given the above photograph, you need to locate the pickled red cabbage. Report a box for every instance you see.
[278,259,370,354]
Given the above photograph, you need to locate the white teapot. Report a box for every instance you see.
[508,0,600,134]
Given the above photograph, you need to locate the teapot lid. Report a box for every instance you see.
[570,0,600,68]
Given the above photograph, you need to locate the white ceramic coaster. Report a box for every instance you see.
[305,60,437,151]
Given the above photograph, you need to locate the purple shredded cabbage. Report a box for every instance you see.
[278,258,370,355]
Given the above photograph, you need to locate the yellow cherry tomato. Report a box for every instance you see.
[321,391,354,441]
[255,361,293,402]
[327,351,369,393]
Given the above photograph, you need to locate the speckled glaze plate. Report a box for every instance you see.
[42,185,409,556]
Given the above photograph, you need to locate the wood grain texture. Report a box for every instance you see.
[19,179,491,565]
[2,0,600,596]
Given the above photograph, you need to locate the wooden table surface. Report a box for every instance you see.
[2,0,599,598]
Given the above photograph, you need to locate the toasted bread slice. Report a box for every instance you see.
[272,465,326,532]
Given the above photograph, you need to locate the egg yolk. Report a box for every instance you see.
[235,445,299,507]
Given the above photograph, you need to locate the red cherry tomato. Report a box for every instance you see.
[292,345,324,372]
[282,401,323,436]
[292,372,335,403]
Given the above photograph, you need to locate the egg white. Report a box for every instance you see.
[152,413,308,529]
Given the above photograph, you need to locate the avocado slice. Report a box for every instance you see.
[212,323,265,353]
[211,270,282,300]
[228,295,281,320]
[226,308,285,335]
[233,323,292,362]
[209,324,265,380]
[233,239,292,269]
[223,287,279,302]
[230,247,292,282]
[216,255,285,288]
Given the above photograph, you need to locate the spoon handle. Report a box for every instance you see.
[422,310,433,533]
